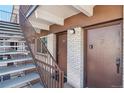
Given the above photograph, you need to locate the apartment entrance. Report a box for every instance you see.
[85,21,122,88]
[56,31,67,79]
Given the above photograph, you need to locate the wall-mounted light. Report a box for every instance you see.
[70,29,75,34]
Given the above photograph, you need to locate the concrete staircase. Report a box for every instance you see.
[0,21,44,88]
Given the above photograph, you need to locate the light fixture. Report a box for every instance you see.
[70,29,75,34]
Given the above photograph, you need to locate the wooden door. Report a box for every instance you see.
[57,32,67,76]
[86,23,122,88]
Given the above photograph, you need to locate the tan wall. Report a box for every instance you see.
[50,5,123,33]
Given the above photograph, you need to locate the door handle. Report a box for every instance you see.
[89,44,93,49]
[116,58,120,74]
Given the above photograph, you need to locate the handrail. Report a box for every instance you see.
[19,6,64,88]
[19,5,39,19]
[19,7,60,70]
[19,9,45,87]
[26,5,39,18]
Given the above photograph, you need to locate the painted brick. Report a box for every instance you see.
[67,27,84,88]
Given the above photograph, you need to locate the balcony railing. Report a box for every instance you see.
[0,10,17,23]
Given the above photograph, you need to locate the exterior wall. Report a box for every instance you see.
[47,33,56,59]
[27,5,123,88]
[49,5,122,88]
[67,27,84,88]
[50,5,122,33]
[35,33,56,62]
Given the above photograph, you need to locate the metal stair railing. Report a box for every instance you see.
[19,6,64,88]
[0,9,43,88]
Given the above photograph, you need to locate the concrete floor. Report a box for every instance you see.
[64,83,73,88]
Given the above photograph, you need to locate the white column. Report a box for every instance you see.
[67,27,84,88]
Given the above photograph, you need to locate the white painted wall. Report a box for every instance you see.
[35,33,56,61]
[47,33,56,59]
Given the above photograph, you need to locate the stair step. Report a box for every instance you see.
[0,72,40,88]
[0,57,32,64]
[0,30,23,35]
[0,21,20,28]
[0,45,27,48]
[0,27,21,32]
[0,51,30,55]
[14,83,30,88]
[0,26,21,32]
[0,64,36,76]
[0,35,24,38]
[0,25,21,30]
[32,83,44,88]
[0,40,25,43]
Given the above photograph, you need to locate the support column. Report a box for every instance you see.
[67,27,84,88]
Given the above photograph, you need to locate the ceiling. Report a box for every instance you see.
[28,5,95,31]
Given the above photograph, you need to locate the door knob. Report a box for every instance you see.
[89,44,93,49]
[116,58,120,74]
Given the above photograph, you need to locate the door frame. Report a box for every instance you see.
[83,19,123,87]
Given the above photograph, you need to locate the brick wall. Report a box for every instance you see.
[67,27,84,88]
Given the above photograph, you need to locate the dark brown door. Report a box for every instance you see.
[86,23,122,88]
[57,31,67,75]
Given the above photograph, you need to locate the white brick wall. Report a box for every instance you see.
[67,27,84,88]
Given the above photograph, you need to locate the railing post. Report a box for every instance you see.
[61,71,64,88]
